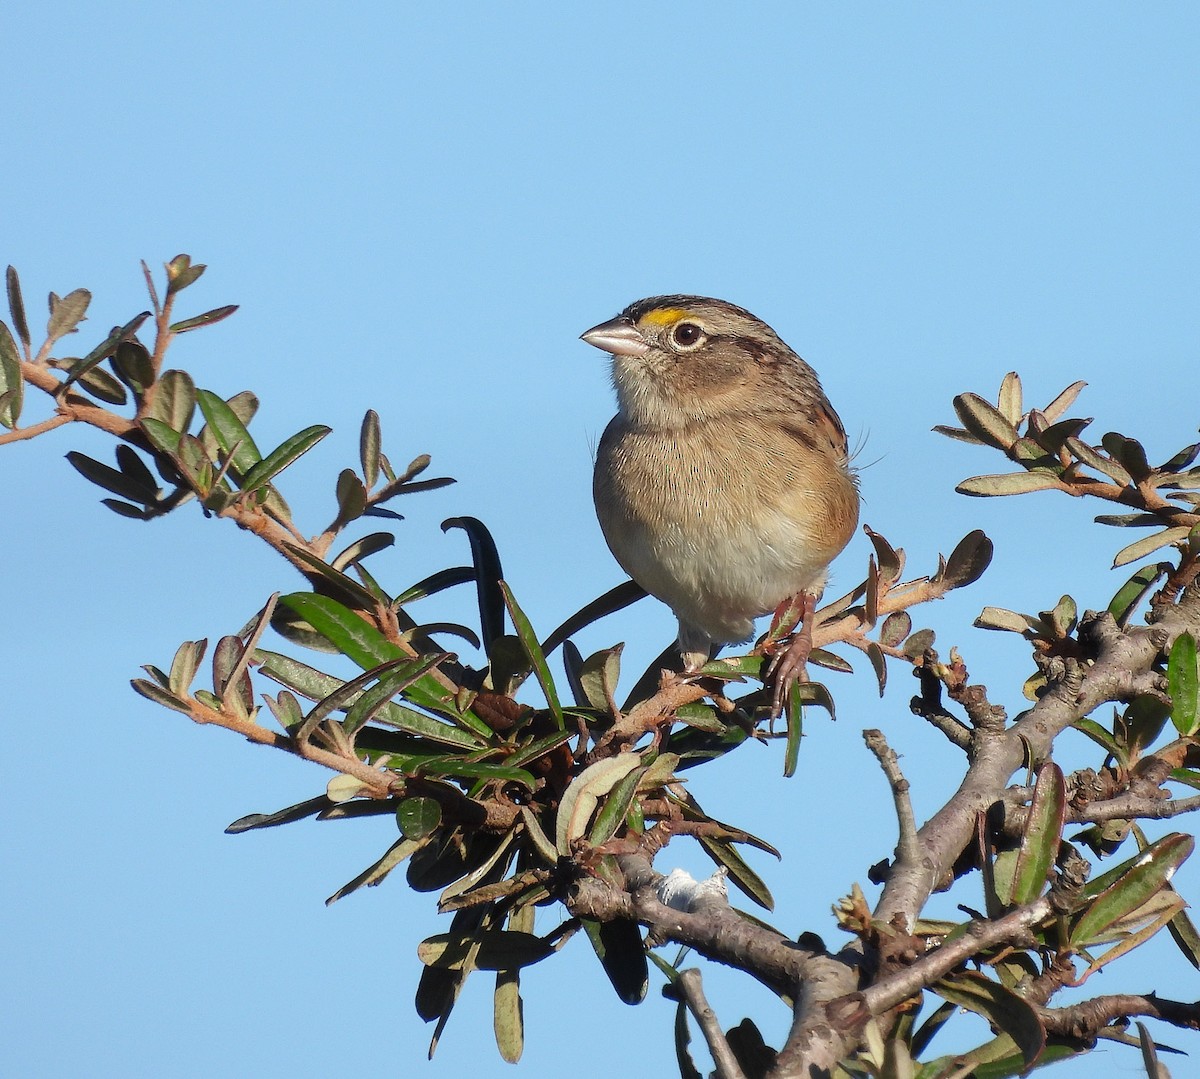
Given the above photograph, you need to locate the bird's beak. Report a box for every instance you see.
[580,317,650,357]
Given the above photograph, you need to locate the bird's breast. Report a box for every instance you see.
[593,415,858,641]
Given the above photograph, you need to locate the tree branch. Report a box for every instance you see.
[676,968,747,1079]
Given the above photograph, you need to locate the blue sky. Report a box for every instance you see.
[3,5,1198,1077]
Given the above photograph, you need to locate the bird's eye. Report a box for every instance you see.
[671,322,704,348]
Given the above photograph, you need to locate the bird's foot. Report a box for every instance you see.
[764,591,817,718]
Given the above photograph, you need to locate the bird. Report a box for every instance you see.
[581,295,859,716]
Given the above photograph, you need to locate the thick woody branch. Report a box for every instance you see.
[1038,993,1200,1040]
[875,592,1200,930]
[566,856,850,1001]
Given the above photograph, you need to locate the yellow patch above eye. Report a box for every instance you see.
[638,307,691,328]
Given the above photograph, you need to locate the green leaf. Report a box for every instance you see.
[419,929,554,972]
[1041,379,1087,422]
[327,836,425,905]
[442,516,506,650]
[225,796,331,833]
[1009,763,1066,905]
[111,339,154,393]
[341,653,451,739]
[589,762,649,845]
[864,526,901,582]
[130,678,192,714]
[932,424,982,445]
[1034,416,1092,454]
[996,372,1023,426]
[0,321,24,428]
[360,409,381,489]
[331,532,395,573]
[784,680,804,777]
[397,796,442,840]
[145,369,197,431]
[1168,632,1200,736]
[164,254,206,294]
[697,835,774,910]
[58,311,150,392]
[66,451,158,504]
[941,529,993,589]
[169,304,238,334]
[45,287,91,343]
[581,916,647,1005]
[196,388,262,476]
[1072,832,1194,944]
[1113,525,1192,569]
[240,424,331,492]
[974,607,1039,635]
[1065,436,1132,486]
[953,392,1019,450]
[254,647,478,748]
[500,581,563,729]
[539,579,649,658]
[1101,432,1151,482]
[168,639,207,695]
[556,753,643,854]
[393,566,474,605]
[76,364,128,405]
[933,973,1045,1072]
[956,472,1061,497]
[6,266,30,354]
[1108,563,1168,623]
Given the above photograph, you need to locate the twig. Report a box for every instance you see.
[909,664,972,751]
[676,968,747,1079]
[864,730,919,863]
[0,413,72,445]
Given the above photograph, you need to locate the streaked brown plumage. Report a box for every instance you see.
[582,296,859,712]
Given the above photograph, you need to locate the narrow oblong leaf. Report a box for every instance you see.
[1113,526,1192,569]
[1009,763,1066,905]
[130,678,192,714]
[581,916,648,1005]
[1168,632,1200,737]
[196,388,262,475]
[442,517,505,650]
[59,311,150,391]
[952,392,1019,450]
[556,753,643,854]
[933,973,1045,1072]
[1041,380,1087,423]
[932,424,983,445]
[241,424,331,492]
[957,472,1061,497]
[696,835,774,910]
[225,796,333,833]
[145,369,197,431]
[1065,436,1132,486]
[77,365,127,405]
[331,531,395,572]
[1101,432,1151,482]
[539,579,649,658]
[360,409,381,489]
[941,529,993,590]
[1072,833,1194,944]
[996,372,1023,426]
[169,304,238,334]
[0,321,24,428]
[500,581,563,729]
[6,266,30,354]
